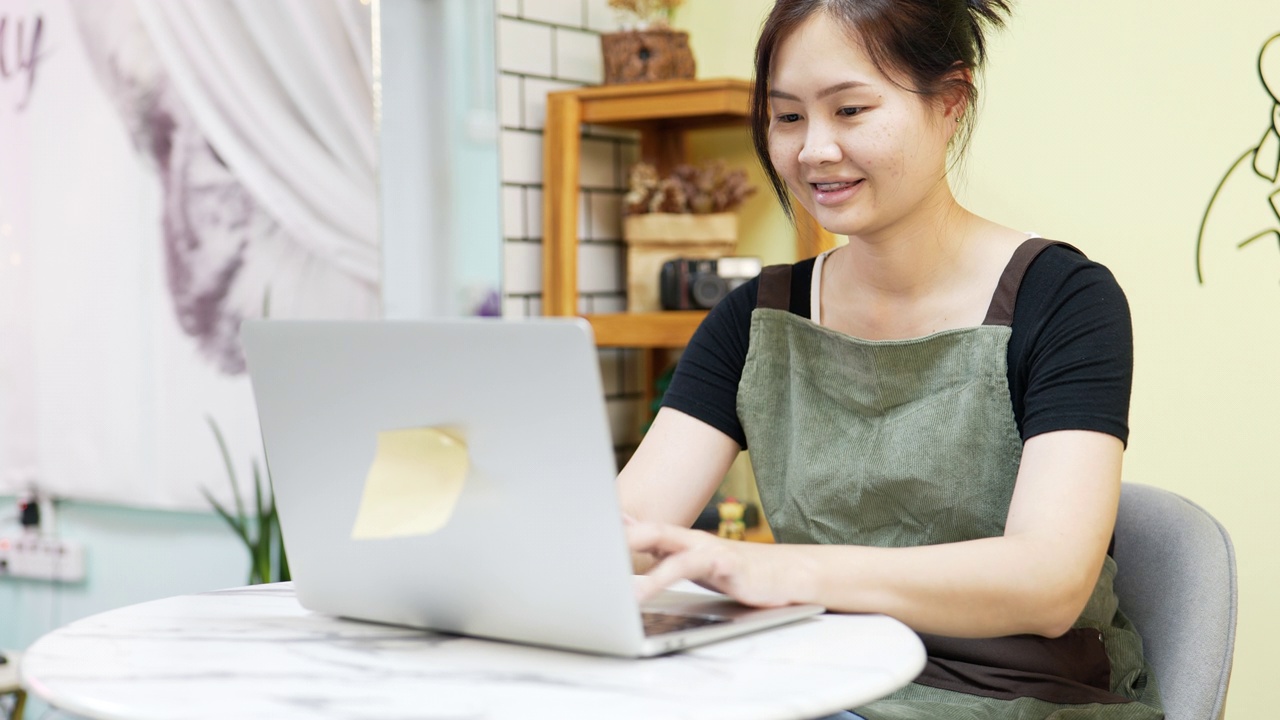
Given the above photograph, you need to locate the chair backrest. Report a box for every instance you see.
[1112,483,1237,720]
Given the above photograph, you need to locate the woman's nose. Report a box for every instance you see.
[797,125,841,166]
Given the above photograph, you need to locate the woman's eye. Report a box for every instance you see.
[838,107,863,117]
[776,113,802,123]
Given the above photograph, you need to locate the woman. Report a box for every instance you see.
[618,1,1164,718]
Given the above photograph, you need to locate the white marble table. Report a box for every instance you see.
[20,583,925,720]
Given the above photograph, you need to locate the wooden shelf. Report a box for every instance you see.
[541,77,835,346]
[568,78,751,126]
[585,311,707,348]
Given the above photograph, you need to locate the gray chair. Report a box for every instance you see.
[1113,483,1237,720]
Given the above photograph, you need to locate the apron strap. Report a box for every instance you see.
[982,239,1084,326]
[756,265,793,310]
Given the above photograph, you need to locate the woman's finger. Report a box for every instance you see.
[625,520,697,556]
[636,547,715,603]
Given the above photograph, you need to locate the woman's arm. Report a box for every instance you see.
[617,406,742,573]
[628,428,1121,638]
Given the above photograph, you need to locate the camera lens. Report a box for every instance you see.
[690,273,729,309]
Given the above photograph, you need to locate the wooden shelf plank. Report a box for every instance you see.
[542,92,583,316]
[561,78,751,126]
[585,312,707,348]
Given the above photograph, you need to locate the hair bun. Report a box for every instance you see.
[965,0,1012,27]
[963,0,1012,63]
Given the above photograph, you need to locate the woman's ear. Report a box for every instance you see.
[943,64,974,123]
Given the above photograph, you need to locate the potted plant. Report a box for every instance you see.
[601,0,695,84]
[203,415,289,585]
[622,160,756,311]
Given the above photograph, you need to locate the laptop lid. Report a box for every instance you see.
[241,318,823,657]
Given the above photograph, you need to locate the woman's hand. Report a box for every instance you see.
[625,517,801,608]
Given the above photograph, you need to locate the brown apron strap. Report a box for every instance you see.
[982,238,1083,326]
[756,264,793,311]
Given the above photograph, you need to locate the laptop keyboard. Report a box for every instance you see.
[641,611,730,636]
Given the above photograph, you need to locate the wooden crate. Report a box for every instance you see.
[623,213,737,312]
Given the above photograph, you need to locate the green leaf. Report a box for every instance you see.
[277,517,291,582]
[254,461,271,584]
[206,415,246,522]
[253,460,266,531]
[204,413,287,585]
[201,487,251,548]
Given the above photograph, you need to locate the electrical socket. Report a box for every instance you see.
[0,535,86,583]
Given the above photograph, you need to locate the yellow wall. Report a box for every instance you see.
[678,2,1278,716]
[677,2,796,266]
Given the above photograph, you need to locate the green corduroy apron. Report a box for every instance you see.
[736,240,1163,720]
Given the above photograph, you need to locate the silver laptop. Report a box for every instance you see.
[240,318,823,657]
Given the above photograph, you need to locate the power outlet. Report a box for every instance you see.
[0,536,86,582]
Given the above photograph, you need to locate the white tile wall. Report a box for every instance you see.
[585,0,621,33]
[598,348,623,395]
[625,348,654,394]
[555,28,603,84]
[494,1,644,453]
[578,242,624,293]
[526,187,543,240]
[592,295,627,314]
[500,130,543,185]
[499,74,522,128]
[498,19,553,77]
[502,185,524,238]
[522,0,584,27]
[502,241,542,294]
[606,398,644,447]
[522,77,578,130]
[580,138,617,188]
[502,296,529,318]
[589,192,622,241]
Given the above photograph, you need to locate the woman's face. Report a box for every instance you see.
[767,12,958,240]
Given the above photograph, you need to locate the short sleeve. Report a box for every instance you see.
[1008,247,1134,445]
[660,277,757,449]
[660,261,815,448]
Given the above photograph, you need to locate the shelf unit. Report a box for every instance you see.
[541,78,836,347]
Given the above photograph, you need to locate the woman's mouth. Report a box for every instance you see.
[810,179,863,206]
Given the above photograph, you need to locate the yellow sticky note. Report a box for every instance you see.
[350,427,469,540]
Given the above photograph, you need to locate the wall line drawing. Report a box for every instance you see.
[1196,32,1280,286]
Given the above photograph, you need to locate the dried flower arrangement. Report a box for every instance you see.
[624,161,756,215]
[608,0,685,30]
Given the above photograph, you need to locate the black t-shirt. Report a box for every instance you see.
[662,245,1134,449]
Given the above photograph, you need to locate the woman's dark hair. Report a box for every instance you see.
[750,0,1012,219]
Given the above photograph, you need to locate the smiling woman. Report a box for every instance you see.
[617,1,1165,719]
[750,0,1001,225]
[763,17,961,242]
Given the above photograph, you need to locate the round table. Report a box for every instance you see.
[21,582,925,720]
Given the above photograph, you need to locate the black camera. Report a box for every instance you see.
[659,257,762,310]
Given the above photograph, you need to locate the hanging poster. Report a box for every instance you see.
[0,0,379,509]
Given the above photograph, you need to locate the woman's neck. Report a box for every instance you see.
[835,194,981,301]
[816,186,1029,340]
